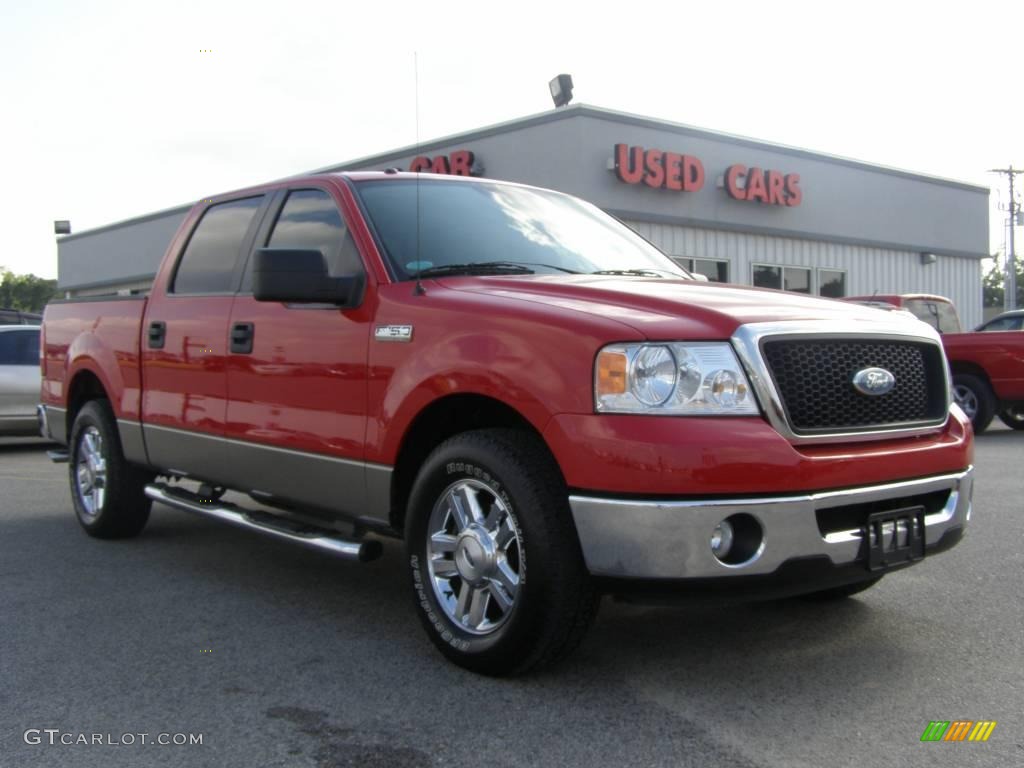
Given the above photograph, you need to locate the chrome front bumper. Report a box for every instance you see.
[569,468,973,579]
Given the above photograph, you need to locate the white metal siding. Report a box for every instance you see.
[626,220,984,329]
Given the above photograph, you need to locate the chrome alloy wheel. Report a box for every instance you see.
[426,479,523,635]
[75,426,107,517]
[953,384,978,420]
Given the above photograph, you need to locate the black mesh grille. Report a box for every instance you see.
[761,338,947,434]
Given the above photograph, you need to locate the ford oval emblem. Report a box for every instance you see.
[852,367,896,396]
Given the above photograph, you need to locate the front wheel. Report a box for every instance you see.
[406,429,598,676]
[952,373,995,434]
[998,404,1024,430]
[69,400,154,538]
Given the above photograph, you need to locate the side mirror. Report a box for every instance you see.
[253,248,364,306]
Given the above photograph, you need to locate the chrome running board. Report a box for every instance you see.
[144,483,383,562]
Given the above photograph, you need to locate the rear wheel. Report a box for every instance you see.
[998,404,1024,430]
[952,373,995,434]
[406,429,598,676]
[69,400,154,538]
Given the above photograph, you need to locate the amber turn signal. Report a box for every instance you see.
[596,350,628,396]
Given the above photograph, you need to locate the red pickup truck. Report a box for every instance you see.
[40,173,973,675]
[943,318,1024,433]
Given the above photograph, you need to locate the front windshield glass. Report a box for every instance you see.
[353,178,689,280]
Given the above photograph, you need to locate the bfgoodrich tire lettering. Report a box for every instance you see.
[405,429,598,676]
[69,400,154,539]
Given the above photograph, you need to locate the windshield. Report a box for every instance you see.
[353,178,689,280]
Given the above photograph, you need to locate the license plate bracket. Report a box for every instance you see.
[865,506,925,571]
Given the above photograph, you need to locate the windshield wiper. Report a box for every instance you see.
[509,262,580,274]
[590,269,667,278]
[418,262,535,277]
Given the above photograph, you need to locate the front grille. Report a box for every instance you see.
[761,338,948,435]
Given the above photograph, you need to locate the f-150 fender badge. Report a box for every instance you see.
[375,325,414,342]
[852,367,896,396]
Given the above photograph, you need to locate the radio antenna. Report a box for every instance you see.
[413,51,425,296]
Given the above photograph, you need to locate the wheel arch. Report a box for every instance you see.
[388,393,561,533]
[66,369,109,442]
[949,360,993,389]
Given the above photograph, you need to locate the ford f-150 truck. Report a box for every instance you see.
[40,172,973,675]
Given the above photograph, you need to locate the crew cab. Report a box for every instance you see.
[40,173,973,675]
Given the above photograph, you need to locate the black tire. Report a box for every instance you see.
[998,404,1024,430]
[405,428,598,676]
[801,576,883,601]
[952,373,996,434]
[69,399,154,539]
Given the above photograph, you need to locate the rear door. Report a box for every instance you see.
[221,184,374,521]
[140,195,267,478]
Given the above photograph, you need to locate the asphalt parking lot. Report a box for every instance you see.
[1,426,1021,768]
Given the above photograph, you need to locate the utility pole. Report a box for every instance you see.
[989,166,1022,311]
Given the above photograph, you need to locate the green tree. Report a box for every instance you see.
[0,268,58,313]
[983,254,1024,309]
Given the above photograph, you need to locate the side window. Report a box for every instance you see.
[981,316,1022,331]
[0,329,40,365]
[267,189,362,275]
[172,196,263,294]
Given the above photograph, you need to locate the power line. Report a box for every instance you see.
[989,166,1022,311]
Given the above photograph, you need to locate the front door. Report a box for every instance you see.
[221,185,373,522]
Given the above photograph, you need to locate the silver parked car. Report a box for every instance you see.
[0,325,41,435]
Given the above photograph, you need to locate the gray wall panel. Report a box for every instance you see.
[57,208,187,290]
[342,111,988,259]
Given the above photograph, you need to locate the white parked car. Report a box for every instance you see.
[0,325,41,436]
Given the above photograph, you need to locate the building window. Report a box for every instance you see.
[752,263,812,294]
[818,269,847,298]
[673,257,729,283]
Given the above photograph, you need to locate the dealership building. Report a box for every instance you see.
[57,104,990,326]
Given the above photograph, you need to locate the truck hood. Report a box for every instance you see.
[439,275,908,339]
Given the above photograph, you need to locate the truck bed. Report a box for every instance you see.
[41,296,148,434]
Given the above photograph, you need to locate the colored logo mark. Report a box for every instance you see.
[920,720,996,742]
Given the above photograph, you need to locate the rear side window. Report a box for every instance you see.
[0,329,40,365]
[173,197,263,293]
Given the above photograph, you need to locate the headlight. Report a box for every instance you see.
[595,342,759,415]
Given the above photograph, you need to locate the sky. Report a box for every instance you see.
[2,0,1022,281]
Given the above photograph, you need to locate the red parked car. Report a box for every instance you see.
[40,173,973,674]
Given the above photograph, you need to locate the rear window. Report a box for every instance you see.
[0,328,40,365]
[904,299,962,333]
[173,197,263,294]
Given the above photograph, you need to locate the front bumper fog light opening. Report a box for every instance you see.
[710,513,764,567]
[710,521,734,559]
